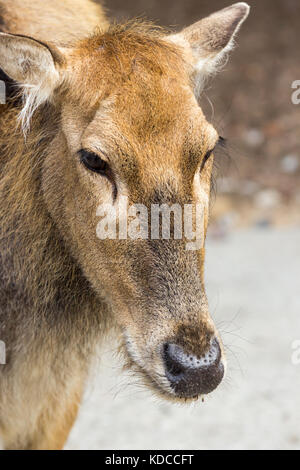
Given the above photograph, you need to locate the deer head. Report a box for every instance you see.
[0,3,249,400]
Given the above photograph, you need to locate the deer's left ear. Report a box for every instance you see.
[167,2,250,92]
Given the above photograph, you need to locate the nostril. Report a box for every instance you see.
[164,339,221,370]
[163,343,185,378]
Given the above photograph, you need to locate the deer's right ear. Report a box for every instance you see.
[0,32,64,131]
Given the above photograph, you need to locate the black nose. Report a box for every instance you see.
[163,338,224,398]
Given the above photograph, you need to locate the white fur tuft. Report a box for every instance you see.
[18,71,59,135]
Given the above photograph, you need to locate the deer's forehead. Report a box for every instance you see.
[67,34,216,148]
[67,32,189,106]
[114,80,193,137]
[82,84,215,152]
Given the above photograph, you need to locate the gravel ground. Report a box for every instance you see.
[66,228,300,450]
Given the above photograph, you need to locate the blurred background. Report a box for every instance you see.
[67,0,300,450]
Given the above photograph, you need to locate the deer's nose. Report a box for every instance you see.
[163,338,224,398]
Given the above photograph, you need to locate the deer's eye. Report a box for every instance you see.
[79,150,109,174]
[200,136,226,172]
[200,149,214,172]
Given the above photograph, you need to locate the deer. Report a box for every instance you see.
[0,0,249,450]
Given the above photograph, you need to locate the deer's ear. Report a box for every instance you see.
[0,33,62,85]
[168,2,250,92]
[0,32,64,131]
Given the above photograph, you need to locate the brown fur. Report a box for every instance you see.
[0,0,108,44]
[0,0,249,449]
